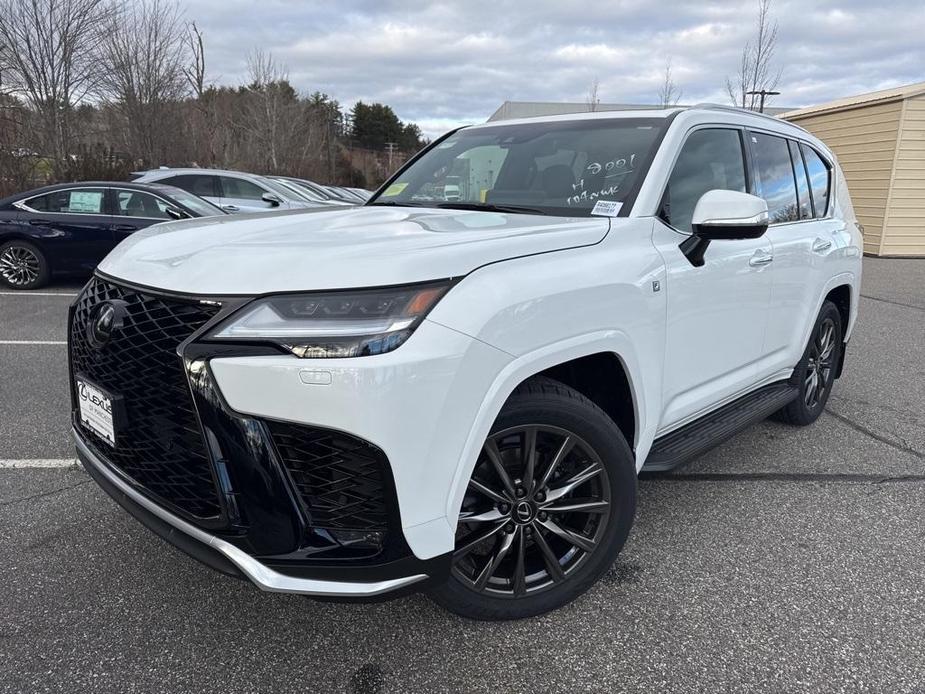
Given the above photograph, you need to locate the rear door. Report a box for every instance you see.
[754,132,823,373]
[653,126,774,429]
[18,187,115,272]
[158,174,222,208]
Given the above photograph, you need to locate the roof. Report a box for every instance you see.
[780,81,925,120]
[488,100,793,122]
[134,167,257,177]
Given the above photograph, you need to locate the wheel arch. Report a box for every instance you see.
[824,283,851,335]
[443,332,647,530]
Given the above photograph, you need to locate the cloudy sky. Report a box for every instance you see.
[188,0,924,138]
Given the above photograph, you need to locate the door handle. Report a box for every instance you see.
[112,224,137,232]
[812,238,832,253]
[28,219,50,226]
[748,250,774,267]
[222,205,239,212]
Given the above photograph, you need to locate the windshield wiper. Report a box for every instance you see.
[433,202,547,215]
[365,200,425,207]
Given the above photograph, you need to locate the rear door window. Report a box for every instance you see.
[162,175,218,198]
[750,132,799,224]
[788,140,813,220]
[25,188,107,215]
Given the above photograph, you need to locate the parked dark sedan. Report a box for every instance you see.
[0,181,226,289]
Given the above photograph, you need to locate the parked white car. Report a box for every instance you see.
[71,105,861,620]
[132,168,326,214]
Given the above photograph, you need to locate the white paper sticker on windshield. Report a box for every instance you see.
[591,200,622,217]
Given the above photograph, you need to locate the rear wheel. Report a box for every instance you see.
[429,377,636,620]
[0,240,49,290]
[774,300,843,426]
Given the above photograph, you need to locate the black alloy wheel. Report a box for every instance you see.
[430,377,636,620]
[0,240,49,289]
[452,424,611,597]
[775,300,843,426]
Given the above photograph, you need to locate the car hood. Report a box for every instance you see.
[99,206,610,295]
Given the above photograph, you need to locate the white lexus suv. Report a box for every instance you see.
[70,105,861,620]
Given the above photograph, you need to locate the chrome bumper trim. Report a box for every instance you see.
[73,428,428,597]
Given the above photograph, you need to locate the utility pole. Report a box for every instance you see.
[384,141,398,171]
[746,89,781,114]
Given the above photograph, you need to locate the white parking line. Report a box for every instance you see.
[0,291,77,297]
[0,459,77,468]
[0,340,66,345]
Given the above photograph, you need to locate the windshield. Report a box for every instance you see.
[257,176,313,203]
[369,117,665,217]
[274,178,327,203]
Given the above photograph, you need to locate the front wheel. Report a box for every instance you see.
[429,377,637,620]
[774,300,843,426]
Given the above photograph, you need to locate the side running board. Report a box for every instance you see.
[642,382,799,473]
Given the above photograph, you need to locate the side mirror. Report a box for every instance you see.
[261,192,283,207]
[680,190,769,266]
[164,206,186,220]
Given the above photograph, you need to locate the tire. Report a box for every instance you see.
[0,240,50,290]
[774,300,843,426]
[429,376,637,620]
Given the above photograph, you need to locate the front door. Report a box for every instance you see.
[218,176,277,213]
[652,127,774,430]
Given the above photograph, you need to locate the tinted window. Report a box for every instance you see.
[115,190,172,219]
[220,176,267,201]
[163,175,217,197]
[801,144,831,217]
[376,118,664,217]
[661,128,747,233]
[751,132,798,224]
[26,188,106,215]
[788,140,813,220]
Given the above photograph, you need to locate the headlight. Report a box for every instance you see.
[208,281,451,358]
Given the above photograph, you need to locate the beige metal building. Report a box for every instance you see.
[782,82,925,256]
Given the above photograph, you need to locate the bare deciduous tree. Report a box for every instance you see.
[100,0,189,166]
[726,0,782,111]
[0,0,115,174]
[586,78,600,112]
[237,50,302,172]
[657,58,682,108]
[183,22,206,99]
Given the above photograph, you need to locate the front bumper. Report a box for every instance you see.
[75,428,435,597]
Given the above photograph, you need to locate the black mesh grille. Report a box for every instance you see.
[70,277,222,518]
[266,422,389,532]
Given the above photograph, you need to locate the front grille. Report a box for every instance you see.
[70,277,222,518]
[265,422,390,533]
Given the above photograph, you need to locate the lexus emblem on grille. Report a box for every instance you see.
[88,300,128,349]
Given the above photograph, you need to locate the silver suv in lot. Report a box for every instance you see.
[133,168,326,214]
[71,105,860,620]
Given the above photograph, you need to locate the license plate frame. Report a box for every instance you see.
[75,375,125,447]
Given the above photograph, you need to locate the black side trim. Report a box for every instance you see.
[642,381,798,472]
[77,445,244,580]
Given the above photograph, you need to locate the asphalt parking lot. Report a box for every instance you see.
[1,257,924,694]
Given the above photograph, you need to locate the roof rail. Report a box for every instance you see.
[689,102,785,124]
